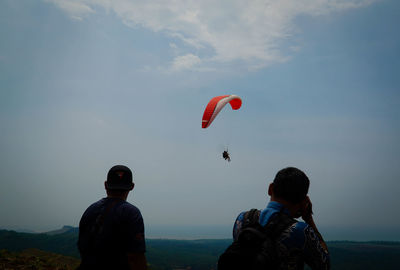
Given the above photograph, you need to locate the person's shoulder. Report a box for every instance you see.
[120,200,140,211]
[279,219,310,248]
[291,220,309,231]
[118,201,143,219]
[84,198,106,213]
[80,198,107,224]
[287,219,310,238]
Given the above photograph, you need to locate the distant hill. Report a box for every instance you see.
[45,226,79,236]
[0,248,80,270]
[328,241,400,270]
[1,228,400,270]
[0,228,79,258]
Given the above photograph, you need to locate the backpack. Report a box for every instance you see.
[217,208,296,270]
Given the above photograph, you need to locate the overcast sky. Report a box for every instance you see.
[0,0,399,240]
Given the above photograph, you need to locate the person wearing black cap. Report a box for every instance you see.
[77,165,147,270]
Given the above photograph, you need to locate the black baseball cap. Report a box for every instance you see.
[105,165,134,190]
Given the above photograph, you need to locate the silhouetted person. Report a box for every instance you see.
[78,165,147,270]
[232,167,330,269]
[223,150,231,162]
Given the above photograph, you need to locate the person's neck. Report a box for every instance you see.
[270,197,300,218]
[105,189,130,200]
[107,194,128,201]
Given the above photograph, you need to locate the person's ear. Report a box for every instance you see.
[268,183,273,196]
[129,182,135,191]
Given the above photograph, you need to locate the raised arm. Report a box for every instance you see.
[302,197,330,269]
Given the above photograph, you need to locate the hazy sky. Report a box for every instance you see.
[0,0,399,239]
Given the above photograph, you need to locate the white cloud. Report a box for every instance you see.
[171,54,201,71]
[47,0,375,70]
[169,43,178,49]
[46,0,94,20]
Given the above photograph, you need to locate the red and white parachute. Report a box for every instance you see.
[202,95,242,128]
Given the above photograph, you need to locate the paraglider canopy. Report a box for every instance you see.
[202,95,242,128]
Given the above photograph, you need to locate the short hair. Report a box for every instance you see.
[272,167,310,204]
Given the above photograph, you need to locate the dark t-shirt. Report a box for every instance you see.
[78,197,145,270]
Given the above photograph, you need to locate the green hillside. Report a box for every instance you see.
[328,241,400,270]
[146,239,230,270]
[0,229,79,258]
[0,248,80,270]
[1,229,400,269]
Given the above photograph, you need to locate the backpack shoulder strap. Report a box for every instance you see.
[243,208,261,227]
[264,210,296,239]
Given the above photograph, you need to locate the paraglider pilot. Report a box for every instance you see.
[223,150,231,162]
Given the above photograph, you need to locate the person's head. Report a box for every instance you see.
[104,165,134,200]
[268,167,310,208]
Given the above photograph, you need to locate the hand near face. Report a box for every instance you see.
[301,196,313,223]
